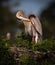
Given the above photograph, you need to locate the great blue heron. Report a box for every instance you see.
[16,11,42,43]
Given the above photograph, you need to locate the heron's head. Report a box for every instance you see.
[16,10,24,18]
[16,11,30,22]
[16,10,24,23]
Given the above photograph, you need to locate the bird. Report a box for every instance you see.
[16,11,42,44]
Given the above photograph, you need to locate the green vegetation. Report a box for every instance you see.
[0,38,17,65]
[32,39,55,52]
[0,33,55,65]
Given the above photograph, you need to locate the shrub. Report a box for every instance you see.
[15,33,32,49]
[19,53,35,65]
[0,38,17,65]
[32,39,55,52]
[0,34,55,65]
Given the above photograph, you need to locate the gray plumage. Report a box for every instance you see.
[16,11,42,43]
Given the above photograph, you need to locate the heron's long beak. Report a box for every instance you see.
[16,12,30,22]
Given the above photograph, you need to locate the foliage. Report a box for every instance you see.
[0,37,17,65]
[15,33,55,52]
[0,34,55,65]
[19,53,35,65]
[32,39,55,52]
[14,32,32,49]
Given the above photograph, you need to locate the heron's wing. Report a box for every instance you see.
[31,17,42,36]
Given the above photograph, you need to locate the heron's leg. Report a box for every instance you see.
[31,36,35,44]
[35,33,38,43]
